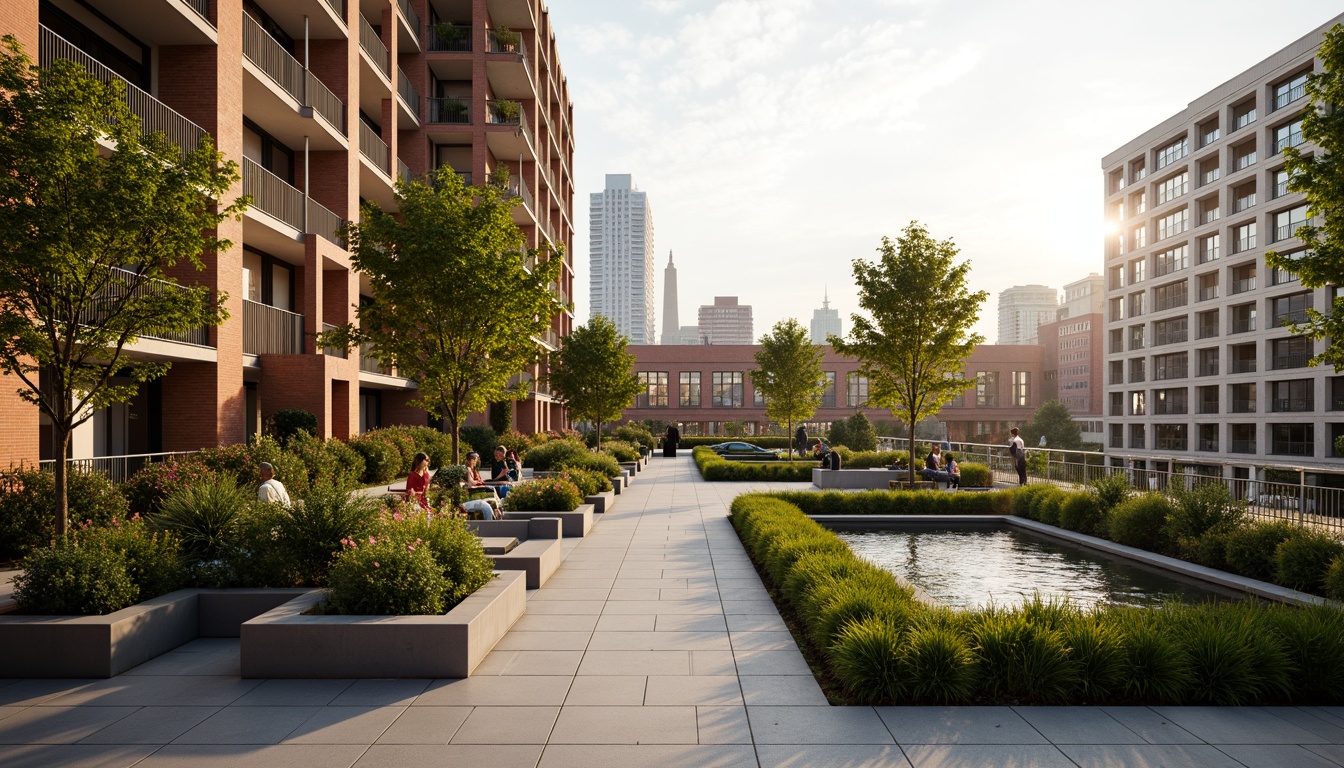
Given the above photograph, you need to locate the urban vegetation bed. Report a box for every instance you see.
[730,493,1344,706]
[692,447,815,481]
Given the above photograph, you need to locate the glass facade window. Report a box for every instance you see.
[1130,357,1146,383]
[1109,328,1124,354]
[712,371,744,408]
[1157,136,1189,169]
[1233,221,1257,253]
[1230,423,1256,454]
[1230,303,1257,334]
[1130,391,1146,416]
[1271,379,1314,412]
[1270,423,1314,456]
[1197,347,1219,376]
[1129,324,1146,350]
[1110,391,1124,417]
[1273,168,1292,199]
[1234,142,1257,170]
[1198,423,1219,451]
[1272,249,1307,285]
[1129,292,1146,319]
[1109,360,1124,385]
[679,371,701,407]
[1274,71,1309,110]
[1274,205,1310,242]
[1271,336,1312,370]
[1153,387,1188,415]
[1154,245,1188,276]
[1153,316,1188,346]
[1154,281,1188,312]
[1199,234,1220,264]
[1152,351,1188,380]
[821,371,836,407]
[1233,101,1257,131]
[1199,158,1221,186]
[1233,183,1256,212]
[637,372,669,408]
[975,371,999,407]
[1130,259,1146,284]
[1197,308,1219,339]
[1012,371,1030,407]
[1231,263,1257,294]
[1272,293,1312,327]
[1230,382,1257,413]
[1200,119,1221,147]
[1154,423,1188,451]
[1230,343,1257,373]
[1275,119,1305,153]
[1129,423,1146,449]
[1198,385,1219,414]
[1156,208,1188,241]
[1158,172,1188,203]
[847,373,869,407]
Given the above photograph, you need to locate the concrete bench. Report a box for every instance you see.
[813,468,915,490]
[586,489,616,514]
[505,504,594,538]
[469,518,563,588]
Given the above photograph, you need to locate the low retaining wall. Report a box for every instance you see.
[813,468,911,490]
[506,504,594,538]
[586,490,616,514]
[469,518,564,588]
[241,569,526,678]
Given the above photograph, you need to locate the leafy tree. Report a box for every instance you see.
[488,401,513,435]
[832,222,987,484]
[323,168,563,463]
[750,319,825,459]
[547,315,641,449]
[1021,399,1083,450]
[844,411,878,451]
[827,419,849,449]
[1266,23,1344,369]
[0,38,243,537]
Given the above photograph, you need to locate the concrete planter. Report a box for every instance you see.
[506,503,594,538]
[586,489,616,514]
[612,475,626,494]
[241,569,527,679]
[889,480,937,491]
[468,518,563,588]
[0,588,308,678]
[813,468,916,490]
[619,461,639,478]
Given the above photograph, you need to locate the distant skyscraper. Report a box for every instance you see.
[810,289,843,345]
[660,251,679,344]
[699,297,754,345]
[1057,273,1105,320]
[589,174,655,344]
[997,285,1059,345]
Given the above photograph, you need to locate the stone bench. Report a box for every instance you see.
[469,518,563,588]
[813,468,916,490]
[586,489,616,514]
[505,503,594,538]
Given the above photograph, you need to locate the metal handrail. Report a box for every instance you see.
[428,97,470,124]
[358,14,390,77]
[321,0,346,21]
[307,198,345,247]
[398,0,420,35]
[40,451,198,485]
[397,67,421,118]
[487,29,532,82]
[321,322,347,358]
[182,0,211,25]
[243,299,305,355]
[242,13,346,134]
[397,158,412,185]
[359,121,391,174]
[426,23,471,52]
[359,341,392,374]
[78,265,212,346]
[39,26,208,160]
[243,157,304,230]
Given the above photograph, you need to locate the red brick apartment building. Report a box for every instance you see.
[621,345,1045,441]
[0,0,574,468]
[1037,313,1105,440]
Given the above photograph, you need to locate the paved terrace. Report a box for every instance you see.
[3,457,1344,767]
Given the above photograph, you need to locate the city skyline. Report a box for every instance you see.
[551,0,1343,344]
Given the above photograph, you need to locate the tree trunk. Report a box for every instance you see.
[908,420,917,486]
[449,417,461,464]
[594,420,602,450]
[53,426,70,540]
[787,418,794,460]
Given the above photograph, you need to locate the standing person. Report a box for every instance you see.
[489,446,513,499]
[257,462,291,506]
[1009,428,1027,485]
[664,424,680,458]
[405,452,431,510]
[795,425,808,457]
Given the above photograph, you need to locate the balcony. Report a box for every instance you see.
[242,158,345,246]
[1275,309,1310,326]
[534,327,560,349]
[1275,180,1291,198]
[1155,437,1188,451]
[1272,398,1314,413]
[243,300,305,355]
[426,24,472,52]
[81,0,216,45]
[321,323,346,359]
[1199,438,1219,452]
[1231,358,1257,374]
[359,14,392,79]
[242,13,346,145]
[1231,439,1257,454]
[1231,277,1256,294]
[1231,399,1257,414]
[1271,438,1314,457]
[1154,295,1187,312]
[397,67,421,125]
[40,26,208,160]
[1275,133,1305,153]
[1276,83,1307,109]
[486,30,533,98]
[1276,223,1305,242]
[486,100,534,160]
[1273,352,1311,370]
[1231,316,1257,334]
[1233,236,1256,254]
[359,122,391,175]
[80,265,211,347]
[359,342,393,375]
[1198,360,1219,376]
[491,171,535,216]
[396,0,422,53]
[428,97,470,125]
[398,159,412,186]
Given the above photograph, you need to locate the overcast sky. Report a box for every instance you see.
[549,1,1344,344]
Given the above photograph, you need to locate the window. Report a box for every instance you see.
[1153,387,1188,415]
[1198,385,1219,414]
[1154,245,1188,276]
[1233,182,1256,212]
[1154,424,1188,451]
[1109,360,1124,385]
[1012,371,1030,407]
[1271,379,1314,412]
[948,371,966,407]
[1199,234,1220,264]
[1157,136,1189,169]
[1154,281,1188,312]
[1272,293,1312,326]
[1274,71,1309,110]
[1108,265,1125,290]
[1109,297,1124,322]
[1233,222,1257,253]
[1230,302,1257,334]
[1131,189,1147,214]
[1199,118,1221,147]
[1232,100,1257,131]
[1153,351,1188,380]
[1230,423,1256,454]
[1158,172,1188,203]
[821,372,836,407]
[1110,391,1124,417]
[1130,391,1146,416]
[1197,347,1219,376]
[1131,159,1147,182]
[711,371,743,407]
[753,383,765,407]
[1156,208,1188,241]
[1110,423,1124,449]
[1109,169,1125,193]
[1199,196,1221,224]
[1230,382,1257,413]
[636,372,669,408]
[1132,225,1147,248]
[1270,423,1313,456]
[679,371,701,407]
[1129,293,1146,319]
[1197,309,1219,339]
[1274,205,1309,242]
[1233,141,1257,171]
[1153,316,1188,346]
[1109,328,1124,354]
[1231,263,1256,294]
[1198,423,1219,451]
[1332,377,1344,410]
[1197,273,1219,303]
[1129,423,1146,449]
[1129,259,1146,284]
[1129,324,1146,350]
[1272,249,1307,285]
[975,371,998,407]
[1129,357,1146,383]
[1271,336,1312,369]
[1273,168,1293,199]
[1275,119,1305,153]
[1229,342,1257,373]
[1198,158,1221,187]
[847,373,869,407]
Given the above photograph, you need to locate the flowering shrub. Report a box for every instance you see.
[502,478,583,512]
[0,467,129,559]
[600,440,642,463]
[350,434,402,484]
[124,461,219,517]
[556,468,612,497]
[559,451,623,479]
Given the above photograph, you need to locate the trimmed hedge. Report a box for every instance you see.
[678,436,794,449]
[730,493,1344,706]
[770,489,1011,516]
[693,447,815,482]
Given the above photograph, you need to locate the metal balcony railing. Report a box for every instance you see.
[359,342,392,374]
[359,121,391,175]
[1275,309,1310,326]
[182,0,211,24]
[1198,360,1219,376]
[398,0,420,35]
[1153,330,1188,346]
[321,0,346,20]
[428,97,470,124]
[1198,286,1219,302]
[1232,277,1256,294]
[243,157,304,230]
[1154,295,1187,311]
[1276,83,1307,109]
[487,100,531,143]
[321,322,346,358]
[1231,317,1257,334]
[78,265,212,346]
[1276,223,1304,242]
[1231,358,1257,373]
[40,451,199,485]
[1231,398,1257,413]
[534,327,560,348]
[1200,246,1220,263]
[490,171,534,214]
[307,198,345,247]
[397,158,412,185]
[426,23,471,52]
[242,13,346,134]
[1271,439,1314,457]
[488,29,532,80]
[398,67,421,118]
[1273,352,1311,369]
[1199,438,1219,452]
[359,14,390,77]
[1275,181,1291,198]
[40,26,208,160]
[1275,133,1304,153]
[1155,437,1188,451]
[243,299,305,355]
[1230,439,1257,454]
[1272,397,1314,413]
[1234,236,1256,253]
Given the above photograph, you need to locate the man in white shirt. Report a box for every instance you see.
[257,462,292,506]
[1008,428,1027,486]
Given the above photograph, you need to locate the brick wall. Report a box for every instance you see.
[0,369,40,467]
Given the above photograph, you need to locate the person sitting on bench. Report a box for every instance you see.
[920,445,953,487]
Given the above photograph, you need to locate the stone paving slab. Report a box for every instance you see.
[3,455,1344,766]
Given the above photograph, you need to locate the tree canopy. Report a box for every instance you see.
[1266,22,1344,369]
[0,37,243,536]
[547,315,642,448]
[751,319,825,459]
[831,222,987,484]
[1021,399,1083,451]
[325,167,563,462]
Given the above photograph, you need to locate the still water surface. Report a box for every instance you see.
[838,528,1242,610]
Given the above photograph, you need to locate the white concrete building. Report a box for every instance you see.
[589,174,655,344]
[998,285,1060,345]
[810,290,843,345]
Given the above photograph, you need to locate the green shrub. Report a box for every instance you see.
[1107,494,1174,552]
[271,408,318,447]
[1188,527,1236,571]
[400,426,455,468]
[694,447,814,482]
[322,438,366,487]
[350,434,402,484]
[1028,486,1066,525]
[78,518,185,600]
[971,611,1077,703]
[957,462,991,487]
[842,450,907,469]
[15,543,138,615]
[284,431,363,489]
[1274,532,1344,594]
[503,478,583,512]
[1273,604,1344,702]
[1326,556,1344,602]
[558,451,623,479]
[1113,611,1191,703]
[460,425,498,460]
[124,461,219,517]
[766,489,1008,517]
[496,429,531,456]
[1165,483,1245,544]
[842,412,878,451]
[325,537,449,615]
[1057,493,1104,536]
[1225,521,1300,583]
[1091,473,1132,513]
[902,625,978,704]
[372,428,419,475]
[403,511,495,605]
[152,474,252,563]
[832,617,905,703]
[1061,615,1126,701]
[521,439,588,471]
[1174,605,1291,706]
[0,467,128,559]
[555,468,612,496]
[812,580,913,651]
[613,423,656,451]
[250,484,383,587]
[600,440,642,463]
[1009,484,1054,518]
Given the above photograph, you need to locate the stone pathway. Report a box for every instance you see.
[2,457,1344,766]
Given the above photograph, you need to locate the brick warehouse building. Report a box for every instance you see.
[0,0,575,469]
[620,345,1045,441]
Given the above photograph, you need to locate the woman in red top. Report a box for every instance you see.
[406,451,431,510]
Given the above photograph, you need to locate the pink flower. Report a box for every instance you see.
[407,544,416,552]
[368,536,376,545]
[373,561,380,568]
[393,512,404,522]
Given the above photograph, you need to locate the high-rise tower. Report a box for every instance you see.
[810,289,843,345]
[661,251,678,344]
[589,174,655,344]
